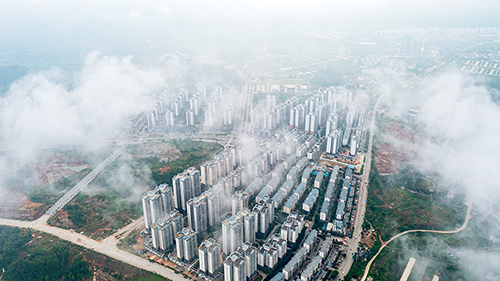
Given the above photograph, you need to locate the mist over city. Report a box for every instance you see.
[0,1,499,281]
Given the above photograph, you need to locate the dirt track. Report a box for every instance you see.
[360,202,472,281]
[0,215,187,281]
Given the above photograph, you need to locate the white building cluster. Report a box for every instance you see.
[141,184,174,230]
[204,87,236,127]
[333,167,354,234]
[145,86,209,130]
[253,96,299,136]
[257,234,287,269]
[280,212,305,243]
[199,238,222,275]
[224,243,258,281]
[200,148,243,188]
[222,208,257,254]
[149,210,183,254]
[172,167,201,212]
[186,184,227,234]
[282,229,321,280]
[300,235,334,281]
[283,182,307,214]
[252,197,275,235]
[175,227,198,263]
[320,166,339,221]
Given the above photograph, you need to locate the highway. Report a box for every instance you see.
[0,216,188,281]
[231,67,254,135]
[45,146,124,217]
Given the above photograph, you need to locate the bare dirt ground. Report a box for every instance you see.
[0,151,91,220]
[374,121,418,174]
[361,231,376,248]
[127,142,182,162]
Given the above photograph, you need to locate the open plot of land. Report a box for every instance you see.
[0,148,113,220]
[118,228,145,254]
[0,225,168,281]
[374,121,418,175]
[49,140,223,239]
[366,169,467,242]
[346,169,468,281]
[366,216,499,281]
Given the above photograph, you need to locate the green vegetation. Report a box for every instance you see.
[0,147,113,221]
[0,225,169,281]
[118,228,141,254]
[309,60,359,86]
[364,219,494,281]
[49,139,222,239]
[344,238,382,280]
[64,203,90,228]
[0,225,31,268]
[346,159,470,280]
[366,165,467,241]
[52,191,143,239]
[150,139,224,185]
[48,157,146,238]
[30,171,89,205]
[0,225,91,281]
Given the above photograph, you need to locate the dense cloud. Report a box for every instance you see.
[372,71,500,279]
[0,54,164,163]
[415,72,500,211]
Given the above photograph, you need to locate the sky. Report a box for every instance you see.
[1,0,500,69]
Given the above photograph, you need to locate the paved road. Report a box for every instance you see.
[101,217,145,247]
[252,57,352,76]
[335,86,388,280]
[232,67,253,135]
[360,203,472,281]
[0,216,187,281]
[335,42,482,279]
[45,147,124,217]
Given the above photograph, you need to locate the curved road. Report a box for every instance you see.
[337,41,482,279]
[360,203,472,281]
[0,215,187,281]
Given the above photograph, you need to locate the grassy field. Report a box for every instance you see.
[48,139,224,239]
[345,162,469,280]
[366,165,467,242]
[0,147,114,220]
[149,139,224,186]
[309,59,359,86]
[0,225,168,281]
[364,216,498,281]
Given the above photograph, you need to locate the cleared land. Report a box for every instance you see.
[0,225,168,281]
[0,148,113,220]
[48,140,223,239]
[345,116,468,281]
[361,210,498,281]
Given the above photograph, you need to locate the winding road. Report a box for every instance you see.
[360,203,472,281]
[0,215,187,281]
